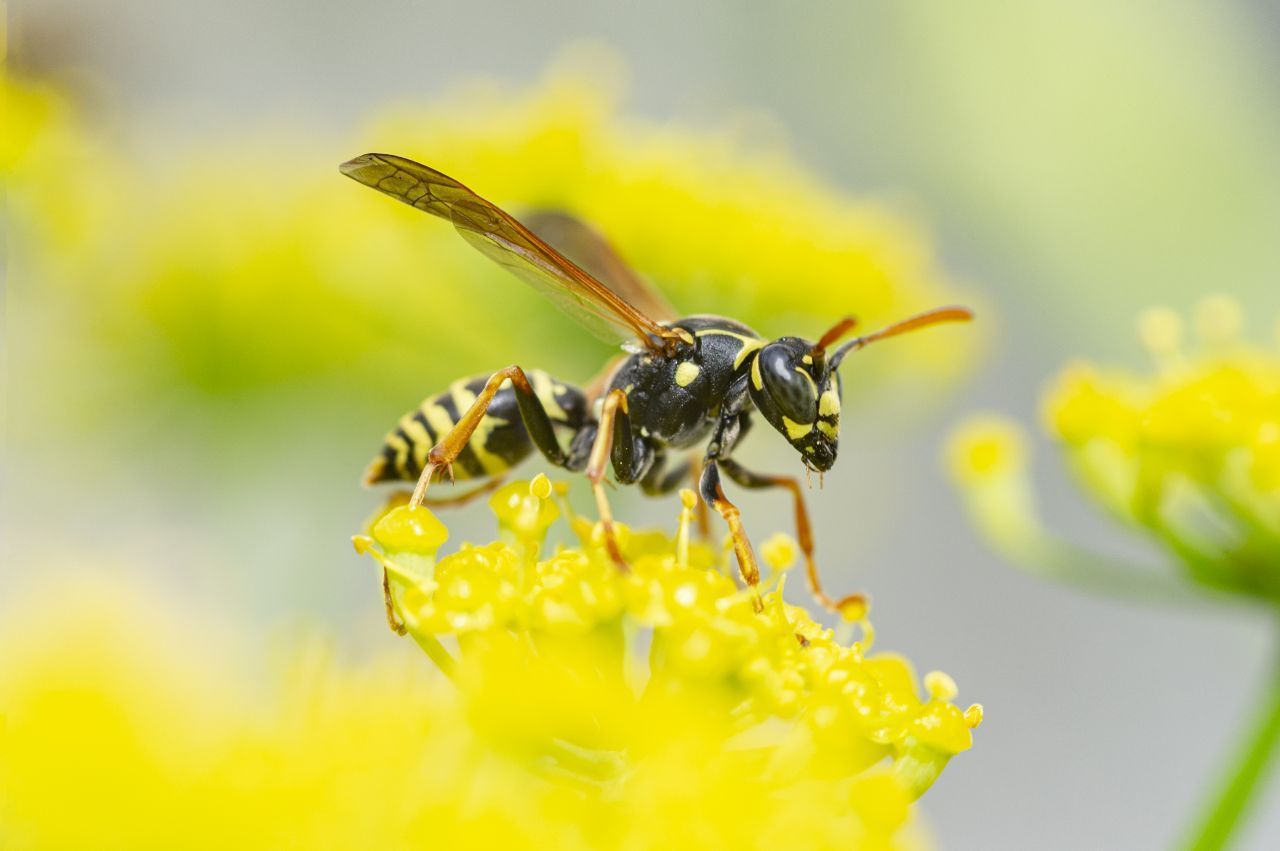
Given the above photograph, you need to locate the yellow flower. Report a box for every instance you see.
[0,486,980,850]
[352,476,981,848]
[11,55,974,426]
[948,296,1280,604]
[2,72,122,258]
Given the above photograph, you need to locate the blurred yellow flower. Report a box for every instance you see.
[0,483,980,850]
[2,72,121,259]
[948,297,1280,605]
[10,55,973,422]
[946,297,1280,851]
[1045,309,1280,602]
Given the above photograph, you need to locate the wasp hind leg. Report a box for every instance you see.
[380,477,509,513]
[410,365,578,509]
[717,457,867,620]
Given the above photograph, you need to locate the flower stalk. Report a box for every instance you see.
[1183,624,1280,851]
[948,298,1280,848]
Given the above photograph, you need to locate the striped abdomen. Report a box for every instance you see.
[364,369,587,485]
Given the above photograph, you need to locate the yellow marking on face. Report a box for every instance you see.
[817,421,838,439]
[529,369,568,422]
[782,417,813,439]
[819,389,841,417]
[802,354,813,365]
[695,328,765,369]
[751,355,764,390]
[675,362,700,387]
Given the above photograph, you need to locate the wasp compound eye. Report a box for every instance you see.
[758,341,818,424]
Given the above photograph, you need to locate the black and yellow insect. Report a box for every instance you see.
[342,152,973,617]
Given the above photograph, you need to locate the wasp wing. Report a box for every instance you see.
[525,210,680,324]
[340,153,677,352]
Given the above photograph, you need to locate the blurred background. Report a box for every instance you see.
[6,1,1280,847]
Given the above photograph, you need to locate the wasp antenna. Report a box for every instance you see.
[810,316,859,370]
[830,305,974,369]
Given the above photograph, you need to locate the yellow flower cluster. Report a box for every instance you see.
[0,484,979,850]
[948,297,1280,603]
[0,581,448,849]
[352,476,980,849]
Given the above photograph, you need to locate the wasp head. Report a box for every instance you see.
[748,337,842,472]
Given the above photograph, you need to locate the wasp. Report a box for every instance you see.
[341,152,972,619]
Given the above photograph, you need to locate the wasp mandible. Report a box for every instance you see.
[341,153,973,618]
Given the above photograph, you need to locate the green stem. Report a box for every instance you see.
[964,479,1240,609]
[408,631,458,683]
[1182,627,1280,851]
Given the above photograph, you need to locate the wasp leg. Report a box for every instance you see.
[412,365,574,508]
[718,458,867,619]
[699,459,764,613]
[639,453,691,496]
[383,477,508,512]
[422,477,508,508]
[382,568,407,635]
[585,389,652,569]
[689,454,712,540]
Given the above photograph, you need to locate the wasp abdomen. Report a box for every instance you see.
[364,369,586,485]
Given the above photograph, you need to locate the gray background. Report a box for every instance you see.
[10,1,1280,848]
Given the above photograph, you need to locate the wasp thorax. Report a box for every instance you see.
[749,338,842,471]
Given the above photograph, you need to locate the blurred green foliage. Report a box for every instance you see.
[8,58,976,463]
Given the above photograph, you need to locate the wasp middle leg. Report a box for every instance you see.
[638,452,692,496]
[718,457,867,619]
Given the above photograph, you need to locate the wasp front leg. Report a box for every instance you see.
[718,458,867,620]
[584,388,654,568]
[410,365,575,508]
[698,385,765,612]
[699,458,763,613]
